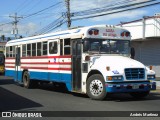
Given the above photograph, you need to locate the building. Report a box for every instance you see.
[119,13,160,78]
[0,41,6,53]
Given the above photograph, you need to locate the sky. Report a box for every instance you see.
[0,0,160,38]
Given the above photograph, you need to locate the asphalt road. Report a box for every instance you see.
[0,75,160,120]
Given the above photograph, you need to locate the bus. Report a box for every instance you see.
[0,52,5,74]
[5,25,156,100]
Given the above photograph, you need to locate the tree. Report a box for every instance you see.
[19,35,23,38]
[7,37,11,41]
[1,35,5,41]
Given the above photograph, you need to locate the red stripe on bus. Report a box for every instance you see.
[5,62,15,64]
[49,62,71,65]
[21,62,48,65]
[21,67,71,71]
[21,67,48,70]
[5,58,15,60]
[20,62,71,65]
[5,62,71,66]
[5,66,15,68]
[6,55,72,60]
[48,68,71,71]
[21,55,71,59]
[48,55,71,58]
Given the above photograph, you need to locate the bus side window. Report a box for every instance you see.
[22,44,26,57]
[9,46,13,57]
[13,46,16,57]
[64,38,71,55]
[32,43,36,56]
[49,41,57,54]
[27,44,31,56]
[60,39,63,55]
[37,42,42,56]
[6,47,9,57]
[42,41,47,55]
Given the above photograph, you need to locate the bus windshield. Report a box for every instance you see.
[83,39,130,56]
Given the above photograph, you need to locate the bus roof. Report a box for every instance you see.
[6,25,131,46]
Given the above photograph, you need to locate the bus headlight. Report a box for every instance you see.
[107,76,123,81]
[147,75,155,80]
[113,76,123,80]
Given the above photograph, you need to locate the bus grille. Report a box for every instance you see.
[125,68,145,80]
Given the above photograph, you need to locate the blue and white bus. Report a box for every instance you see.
[5,25,156,100]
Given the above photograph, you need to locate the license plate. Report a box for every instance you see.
[133,84,139,89]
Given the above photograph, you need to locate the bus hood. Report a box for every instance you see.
[90,56,145,72]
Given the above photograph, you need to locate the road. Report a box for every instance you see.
[0,75,160,119]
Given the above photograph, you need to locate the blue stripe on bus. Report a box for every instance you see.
[5,70,72,91]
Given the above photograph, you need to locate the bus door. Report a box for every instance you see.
[48,39,60,81]
[15,46,21,82]
[72,39,82,92]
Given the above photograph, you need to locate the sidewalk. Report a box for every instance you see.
[155,81,160,89]
[156,81,160,86]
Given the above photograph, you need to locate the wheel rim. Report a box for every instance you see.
[89,79,103,96]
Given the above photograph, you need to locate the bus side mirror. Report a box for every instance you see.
[130,47,135,59]
[83,41,90,52]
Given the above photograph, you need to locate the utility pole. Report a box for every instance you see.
[65,0,71,28]
[9,13,23,39]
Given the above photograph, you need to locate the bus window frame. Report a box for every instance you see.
[48,39,59,55]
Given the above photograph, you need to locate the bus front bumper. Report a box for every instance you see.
[105,81,156,93]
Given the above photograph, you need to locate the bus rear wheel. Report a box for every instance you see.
[87,74,106,100]
[23,71,33,88]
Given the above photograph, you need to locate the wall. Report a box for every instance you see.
[122,17,160,40]
[131,39,160,77]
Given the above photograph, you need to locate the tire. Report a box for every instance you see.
[130,91,150,99]
[22,71,33,88]
[86,74,106,100]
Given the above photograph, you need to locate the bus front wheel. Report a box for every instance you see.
[87,74,106,100]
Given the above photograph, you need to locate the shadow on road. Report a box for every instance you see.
[102,92,160,102]
[36,83,70,94]
[0,79,14,85]
[18,83,160,102]
[0,87,43,111]
[1,77,160,102]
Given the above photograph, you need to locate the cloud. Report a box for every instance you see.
[70,0,115,12]
[70,0,150,12]
[0,22,38,37]
[18,22,37,35]
[70,0,149,22]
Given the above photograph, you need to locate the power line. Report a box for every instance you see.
[72,0,133,13]
[32,0,160,35]
[15,0,33,13]
[0,22,13,27]
[1,0,159,37]
[35,16,66,35]
[22,0,43,15]
[36,16,63,33]
[72,0,156,17]
[72,0,160,21]
[23,2,62,19]
[41,19,66,34]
